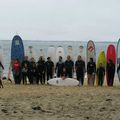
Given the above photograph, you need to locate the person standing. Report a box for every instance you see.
[0,61,4,88]
[75,56,85,86]
[107,59,115,86]
[64,55,74,78]
[87,58,96,86]
[96,63,105,86]
[45,57,54,81]
[12,59,21,84]
[55,56,64,77]
[21,56,30,84]
[37,56,46,84]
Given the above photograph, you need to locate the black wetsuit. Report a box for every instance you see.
[97,66,105,86]
[87,62,96,75]
[107,61,115,86]
[37,60,46,84]
[64,60,74,78]
[45,60,54,81]
[56,61,64,77]
[21,60,30,84]
[75,60,85,85]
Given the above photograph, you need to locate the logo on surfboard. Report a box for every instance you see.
[88,46,94,52]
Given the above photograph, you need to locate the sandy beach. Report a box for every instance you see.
[0,80,120,120]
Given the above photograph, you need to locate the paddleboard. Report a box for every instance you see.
[48,78,79,86]
[56,46,65,62]
[11,35,24,62]
[117,39,120,81]
[96,51,106,86]
[106,44,116,86]
[87,40,96,63]
[47,46,56,64]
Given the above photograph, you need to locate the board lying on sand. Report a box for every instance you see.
[56,46,65,62]
[11,35,24,62]
[96,51,106,86]
[106,44,116,86]
[117,39,120,81]
[48,78,79,86]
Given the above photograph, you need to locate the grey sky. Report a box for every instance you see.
[0,0,120,41]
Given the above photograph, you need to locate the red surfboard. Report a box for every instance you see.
[106,44,116,86]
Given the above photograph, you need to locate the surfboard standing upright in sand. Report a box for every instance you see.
[56,46,65,62]
[96,51,106,86]
[67,46,74,60]
[106,44,116,86]
[10,35,25,81]
[87,40,96,86]
[117,39,120,81]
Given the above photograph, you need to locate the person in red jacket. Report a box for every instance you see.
[12,59,21,84]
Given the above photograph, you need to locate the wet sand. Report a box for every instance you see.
[0,80,120,120]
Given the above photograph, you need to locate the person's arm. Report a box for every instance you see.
[0,62,4,70]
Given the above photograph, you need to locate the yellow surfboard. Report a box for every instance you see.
[96,51,106,86]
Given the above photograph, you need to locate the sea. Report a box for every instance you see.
[0,40,118,79]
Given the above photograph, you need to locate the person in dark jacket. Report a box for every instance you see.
[87,58,96,86]
[97,63,105,86]
[21,56,30,84]
[107,59,115,86]
[75,56,85,86]
[64,55,74,78]
[55,56,64,77]
[37,56,46,84]
[45,57,54,81]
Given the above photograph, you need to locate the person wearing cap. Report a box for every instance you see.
[45,57,54,81]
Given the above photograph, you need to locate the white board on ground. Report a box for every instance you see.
[48,78,79,86]
[56,46,65,62]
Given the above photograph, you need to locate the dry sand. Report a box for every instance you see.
[0,80,120,120]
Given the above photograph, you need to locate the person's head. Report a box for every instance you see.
[90,58,93,62]
[39,56,43,61]
[67,55,71,61]
[77,55,82,61]
[47,57,51,61]
[15,59,19,63]
[99,63,102,67]
[31,57,35,62]
[59,56,62,61]
[24,63,28,67]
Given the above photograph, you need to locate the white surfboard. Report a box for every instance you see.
[67,46,74,60]
[48,78,79,86]
[39,49,45,60]
[56,46,65,62]
[47,46,56,64]
[79,45,85,60]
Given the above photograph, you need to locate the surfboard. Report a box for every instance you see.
[47,45,56,64]
[39,49,45,60]
[67,46,74,60]
[79,45,85,60]
[106,44,116,86]
[87,40,96,63]
[11,35,24,62]
[48,78,79,86]
[56,46,65,62]
[117,39,120,81]
[96,51,106,86]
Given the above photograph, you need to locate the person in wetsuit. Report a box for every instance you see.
[75,55,85,86]
[97,63,105,86]
[87,58,96,86]
[107,59,115,86]
[21,56,30,84]
[37,56,46,84]
[55,56,64,77]
[64,55,74,78]
[45,57,54,81]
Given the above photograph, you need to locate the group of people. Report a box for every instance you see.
[0,54,117,88]
[10,55,107,86]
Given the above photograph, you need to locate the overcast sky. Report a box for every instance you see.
[0,0,120,41]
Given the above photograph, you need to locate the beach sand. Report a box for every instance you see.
[0,79,120,120]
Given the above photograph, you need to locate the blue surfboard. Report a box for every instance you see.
[11,35,24,62]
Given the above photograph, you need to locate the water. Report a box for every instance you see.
[0,40,117,79]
